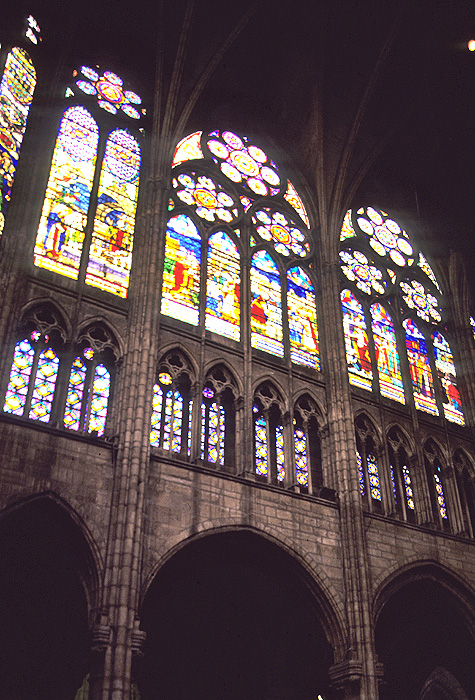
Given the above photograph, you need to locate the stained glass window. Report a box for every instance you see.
[255,413,268,478]
[355,207,415,267]
[276,424,285,482]
[34,106,99,279]
[340,250,386,295]
[69,66,143,120]
[250,250,283,356]
[86,130,141,297]
[402,464,415,511]
[403,318,438,415]
[251,207,310,257]
[434,466,448,520]
[341,289,372,391]
[161,215,201,326]
[370,303,404,404]
[432,331,464,425]
[400,278,441,323]
[294,428,308,488]
[63,348,110,435]
[206,231,240,341]
[3,332,59,423]
[340,210,356,241]
[284,181,310,227]
[172,172,240,223]
[172,131,203,167]
[0,47,36,233]
[367,453,381,501]
[356,450,365,495]
[201,391,225,465]
[150,371,192,454]
[287,266,319,369]
[206,130,281,196]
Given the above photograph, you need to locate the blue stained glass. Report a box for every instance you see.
[163,390,183,452]
[208,403,224,465]
[150,383,163,446]
[255,415,268,477]
[390,465,397,505]
[402,464,415,510]
[64,356,87,430]
[294,429,308,487]
[88,364,110,435]
[3,338,35,415]
[356,450,365,495]
[29,348,59,422]
[187,400,192,456]
[367,453,381,501]
[276,424,285,482]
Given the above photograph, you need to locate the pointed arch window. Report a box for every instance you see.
[250,250,283,357]
[341,289,372,390]
[424,441,450,530]
[371,303,404,404]
[293,394,322,494]
[63,337,115,437]
[355,416,382,511]
[163,130,319,369]
[0,46,36,232]
[205,231,241,340]
[387,427,415,522]
[253,383,285,485]
[150,353,193,456]
[34,66,143,298]
[200,365,237,469]
[340,207,465,425]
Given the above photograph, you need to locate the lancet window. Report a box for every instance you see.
[63,324,118,436]
[150,351,193,455]
[0,39,37,234]
[340,208,465,425]
[2,306,118,436]
[423,440,450,530]
[355,415,382,511]
[387,426,415,522]
[162,130,319,369]
[253,382,286,485]
[293,395,322,494]
[2,306,64,423]
[33,65,143,298]
[200,365,237,468]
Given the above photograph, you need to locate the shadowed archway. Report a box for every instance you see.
[137,530,336,700]
[375,577,475,700]
[0,497,96,700]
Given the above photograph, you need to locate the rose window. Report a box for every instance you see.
[172,172,240,223]
[72,66,144,119]
[400,278,441,322]
[355,207,415,267]
[206,130,281,196]
[251,208,309,257]
[340,250,386,295]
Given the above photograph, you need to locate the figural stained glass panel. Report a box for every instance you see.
[34,106,99,279]
[403,318,438,415]
[161,214,201,326]
[86,129,141,297]
[341,289,372,391]
[432,331,464,425]
[370,303,404,404]
[206,231,241,341]
[0,47,36,232]
[250,250,283,357]
[287,266,319,369]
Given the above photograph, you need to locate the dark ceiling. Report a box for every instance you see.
[4,0,475,296]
